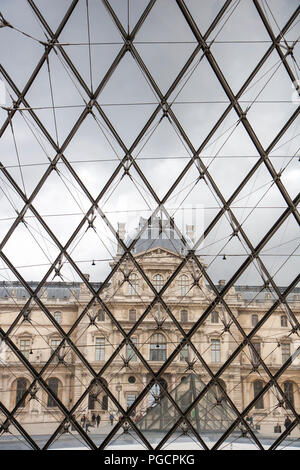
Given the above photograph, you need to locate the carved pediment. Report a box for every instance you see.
[14,329,33,339]
[136,246,183,260]
[90,326,111,339]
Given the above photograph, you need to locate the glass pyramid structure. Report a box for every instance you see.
[137,374,237,434]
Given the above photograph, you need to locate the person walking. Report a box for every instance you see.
[96,414,101,427]
[109,412,114,426]
[284,415,292,435]
[85,416,91,433]
[91,413,96,427]
[81,414,86,428]
[247,415,254,428]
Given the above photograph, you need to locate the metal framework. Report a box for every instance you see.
[0,0,299,450]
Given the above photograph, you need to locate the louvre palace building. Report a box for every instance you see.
[0,217,299,442]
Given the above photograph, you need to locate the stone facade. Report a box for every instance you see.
[0,242,299,439]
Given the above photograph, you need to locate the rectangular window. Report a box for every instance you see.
[211,339,221,363]
[95,338,105,361]
[180,310,188,322]
[251,342,261,365]
[126,394,136,409]
[281,343,290,364]
[50,339,61,362]
[126,338,137,362]
[150,345,166,362]
[211,311,219,323]
[180,344,189,362]
[129,310,136,322]
[20,339,30,359]
[97,310,105,322]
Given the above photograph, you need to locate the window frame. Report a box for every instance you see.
[211,311,219,324]
[250,341,261,366]
[97,309,105,322]
[53,311,62,324]
[47,377,59,408]
[95,337,105,361]
[180,344,189,362]
[211,338,221,363]
[128,273,139,296]
[126,393,137,409]
[283,381,294,408]
[253,380,264,409]
[180,309,188,322]
[15,377,28,408]
[153,274,164,291]
[20,338,31,360]
[126,337,137,362]
[178,274,189,296]
[129,309,136,322]
[281,343,291,364]
[50,339,61,362]
[150,334,167,362]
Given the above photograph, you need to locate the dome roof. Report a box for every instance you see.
[124,217,194,255]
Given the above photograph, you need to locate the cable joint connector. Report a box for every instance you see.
[125,39,132,51]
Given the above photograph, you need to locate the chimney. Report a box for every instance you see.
[186,224,195,243]
[117,222,126,254]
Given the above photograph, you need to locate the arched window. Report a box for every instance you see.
[53,311,61,324]
[252,314,258,327]
[283,381,294,408]
[128,273,139,295]
[15,378,28,407]
[180,310,188,322]
[211,311,219,323]
[97,309,105,322]
[153,274,164,291]
[178,274,189,296]
[129,309,136,322]
[150,334,167,361]
[281,315,288,327]
[253,380,264,409]
[47,378,59,408]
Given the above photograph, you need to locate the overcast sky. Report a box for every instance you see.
[0,0,299,289]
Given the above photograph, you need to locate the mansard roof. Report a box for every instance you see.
[124,216,194,256]
[0,280,298,301]
[0,281,102,301]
